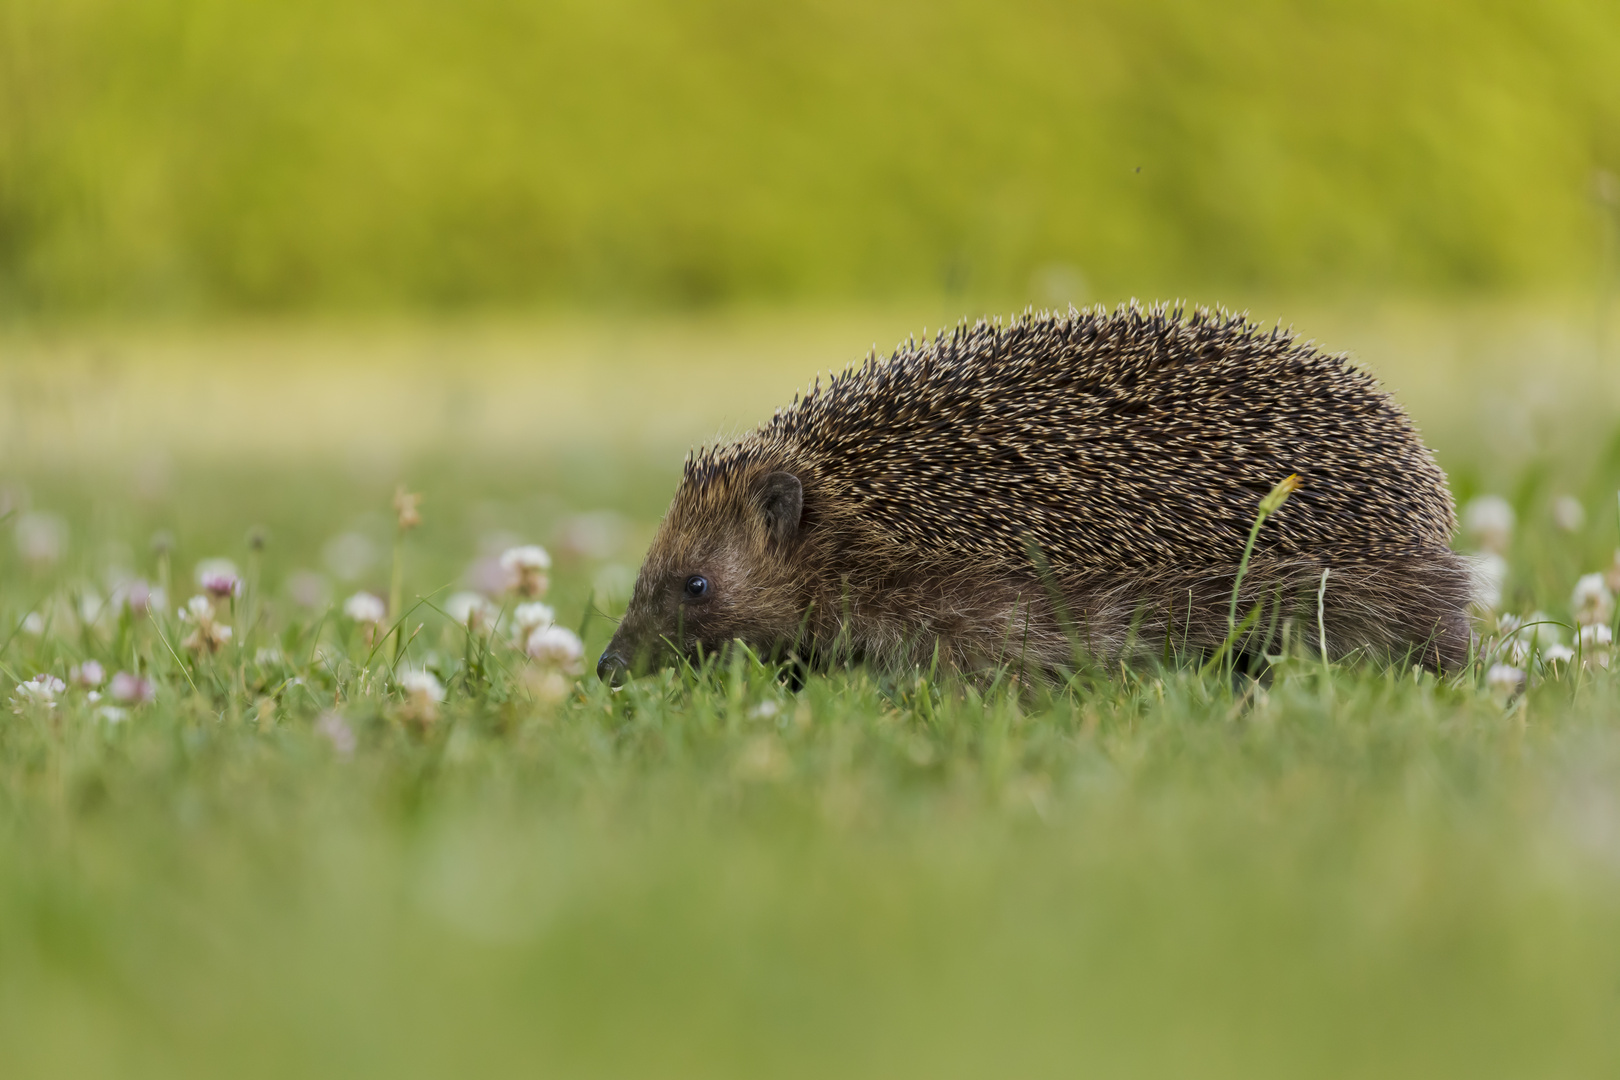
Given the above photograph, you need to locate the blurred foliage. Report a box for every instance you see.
[1,0,1618,313]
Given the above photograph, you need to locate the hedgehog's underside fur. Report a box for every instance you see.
[602,303,1475,680]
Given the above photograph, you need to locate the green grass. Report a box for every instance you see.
[4,309,1620,1077]
[2,0,1618,312]
[4,556,1620,1078]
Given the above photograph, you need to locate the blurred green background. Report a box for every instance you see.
[2,0,1618,315]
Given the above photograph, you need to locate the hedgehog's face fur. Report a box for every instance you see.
[598,467,812,683]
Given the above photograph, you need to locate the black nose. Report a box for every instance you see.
[596,650,628,686]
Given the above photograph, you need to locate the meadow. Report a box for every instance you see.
[4,304,1620,1078]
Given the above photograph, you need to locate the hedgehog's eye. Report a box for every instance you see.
[683,575,709,599]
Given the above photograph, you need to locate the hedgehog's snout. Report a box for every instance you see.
[596,648,629,686]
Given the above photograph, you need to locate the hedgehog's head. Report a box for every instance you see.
[598,463,812,684]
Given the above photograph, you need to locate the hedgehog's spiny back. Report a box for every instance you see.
[688,304,1456,573]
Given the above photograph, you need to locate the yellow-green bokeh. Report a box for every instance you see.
[2,0,1618,312]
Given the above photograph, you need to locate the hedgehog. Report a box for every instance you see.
[596,303,1475,684]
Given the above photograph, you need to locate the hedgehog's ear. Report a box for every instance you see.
[758,471,804,544]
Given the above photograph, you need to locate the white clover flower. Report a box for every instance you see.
[396,668,445,725]
[1463,495,1514,555]
[1542,643,1576,668]
[15,512,67,567]
[1502,612,1565,666]
[1485,663,1525,697]
[499,545,552,598]
[342,591,388,624]
[1553,495,1586,532]
[20,612,45,636]
[188,622,233,653]
[1518,613,1563,647]
[398,668,445,702]
[526,624,584,674]
[445,591,497,632]
[1470,553,1508,611]
[1578,623,1614,650]
[71,660,105,688]
[511,601,556,642]
[501,544,551,572]
[527,668,573,704]
[195,558,242,599]
[109,671,155,704]
[77,591,107,625]
[316,711,357,757]
[97,705,129,724]
[1571,573,1614,627]
[178,594,232,654]
[112,578,160,617]
[12,674,67,711]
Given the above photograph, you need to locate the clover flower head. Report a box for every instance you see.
[77,591,107,626]
[1485,663,1525,698]
[342,592,388,625]
[526,624,584,675]
[71,660,105,688]
[512,601,556,642]
[445,591,497,632]
[1541,643,1575,668]
[1571,573,1614,627]
[115,578,160,617]
[1463,496,1514,555]
[12,674,67,711]
[1553,495,1586,532]
[316,711,357,757]
[109,671,156,704]
[396,668,445,726]
[499,545,552,598]
[196,558,242,599]
[1516,613,1562,647]
[398,668,445,702]
[501,544,551,572]
[1578,623,1613,650]
[178,594,232,654]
